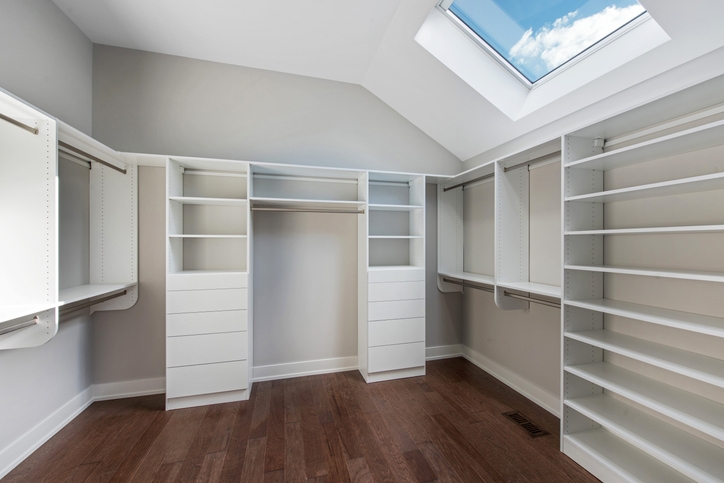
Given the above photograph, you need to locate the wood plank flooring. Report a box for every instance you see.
[4,358,598,482]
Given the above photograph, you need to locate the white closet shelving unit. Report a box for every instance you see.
[561,106,724,481]
[360,172,426,383]
[166,157,251,410]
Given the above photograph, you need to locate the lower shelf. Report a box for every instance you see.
[497,281,560,298]
[58,283,136,306]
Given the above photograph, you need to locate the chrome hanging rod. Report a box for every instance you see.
[58,141,127,175]
[59,290,128,316]
[443,277,494,293]
[0,112,38,135]
[503,291,561,309]
[443,172,495,192]
[59,150,92,169]
[504,151,561,173]
[369,180,410,187]
[251,206,365,214]
[182,169,247,178]
[0,316,39,336]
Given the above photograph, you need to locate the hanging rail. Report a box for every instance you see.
[251,206,365,214]
[443,277,494,293]
[504,151,561,173]
[59,150,92,169]
[443,172,495,192]
[0,316,39,336]
[0,112,38,135]
[59,290,128,316]
[503,291,561,309]
[369,180,410,187]
[58,141,127,175]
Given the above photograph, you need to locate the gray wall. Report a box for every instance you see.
[92,45,461,175]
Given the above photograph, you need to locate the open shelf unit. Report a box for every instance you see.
[562,112,724,481]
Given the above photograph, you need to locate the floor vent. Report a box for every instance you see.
[502,411,549,438]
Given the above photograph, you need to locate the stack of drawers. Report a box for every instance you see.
[364,267,426,382]
[166,271,250,410]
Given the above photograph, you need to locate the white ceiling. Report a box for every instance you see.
[53,0,724,163]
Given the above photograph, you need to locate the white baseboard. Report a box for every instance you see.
[93,377,166,401]
[0,386,94,480]
[461,346,560,417]
[253,356,358,382]
[426,344,463,360]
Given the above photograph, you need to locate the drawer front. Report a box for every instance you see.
[167,288,247,314]
[167,310,247,337]
[368,268,425,283]
[368,318,425,347]
[369,299,425,321]
[168,331,248,367]
[368,281,424,302]
[167,360,248,399]
[167,271,248,291]
[369,342,425,373]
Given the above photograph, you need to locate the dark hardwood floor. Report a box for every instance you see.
[4,358,597,482]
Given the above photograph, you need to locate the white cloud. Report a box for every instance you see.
[509,4,645,77]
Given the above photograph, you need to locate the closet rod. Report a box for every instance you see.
[443,278,494,293]
[0,112,38,135]
[254,174,358,185]
[443,172,495,192]
[58,141,127,175]
[0,316,38,337]
[503,291,561,309]
[182,169,247,178]
[59,150,92,169]
[503,151,561,173]
[59,290,128,316]
[251,207,365,214]
[369,181,410,187]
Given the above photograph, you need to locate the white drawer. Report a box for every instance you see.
[167,310,247,336]
[168,271,248,291]
[369,299,425,321]
[167,360,248,399]
[369,342,425,373]
[167,288,247,314]
[368,318,425,347]
[369,281,424,302]
[167,331,248,367]
[368,267,425,283]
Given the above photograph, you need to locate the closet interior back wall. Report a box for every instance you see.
[58,156,90,291]
[463,179,495,276]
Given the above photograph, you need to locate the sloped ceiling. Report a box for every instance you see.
[53,0,724,163]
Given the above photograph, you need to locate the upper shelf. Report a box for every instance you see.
[565,264,724,283]
[58,283,136,306]
[497,281,561,298]
[169,196,247,206]
[439,270,494,286]
[565,225,724,236]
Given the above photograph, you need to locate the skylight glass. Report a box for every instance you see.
[446,0,647,83]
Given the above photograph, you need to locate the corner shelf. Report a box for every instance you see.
[169,196,247,206]
[496,281,560,298]
[438,270,494,286]
[565,225,724,236]
[564,264,724,283]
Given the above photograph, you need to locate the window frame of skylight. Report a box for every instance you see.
[437,0,649,88]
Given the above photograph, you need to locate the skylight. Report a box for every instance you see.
[442,0,647,84]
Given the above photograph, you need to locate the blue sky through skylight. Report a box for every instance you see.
[448,0,646,82]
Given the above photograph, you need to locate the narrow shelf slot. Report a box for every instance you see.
[566,394,724,482]
[169,196,247,206]
[565,225,724,236]
[496,281,560,298]
[565,329,724,388]
[438,270,495,286]
[564,264,724,283]
[566,298,724,338]
[58,283,136,306]
[566,361,724,441]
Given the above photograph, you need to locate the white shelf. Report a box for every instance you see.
[169,234,247,239]
[368,265,423,272]
[566,225,724,236]
[496,281,560,298]
[566,362,724,442]
[0,304,56,324]
[566,394,724,482]
[58,283,136,306]
[565,329,724,388]
[172,269,248,275]
[564,264,724,283]
[438,270,495,286]
[369,236,423,239]
[368,204,423,211]
[169,196,247,206]
[249,197,364,211]
[566,118,724,171]
[566,298,724,338]
[565,172,724,204]
[564,429,693,483]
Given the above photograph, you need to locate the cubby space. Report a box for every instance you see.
[368,238,424,268]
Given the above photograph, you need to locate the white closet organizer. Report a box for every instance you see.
[166,157,251,410]
[561,103,724,481]
[0,90,138,351]
[360,173,426,383]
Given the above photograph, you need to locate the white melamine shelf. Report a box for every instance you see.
[369,236,423,239]
[173,269,248,275]
[566,118,724,171]
[368,265,423,272]
[169,196,247,206]
[58,283,136,306]
[566,225,724,236]
[250,197,364,210]
[497,281,560,298]
[564,429,692,483]
[368,204,424,211]
[564,264,724,283]
[566,362,724,441]
[438,270,495,286]
[565,329,724,388]
[565,172,724,204]
[0,304,56,324]
[169,234,248,239]
[566,394,724,482]
[566,298,724,338]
